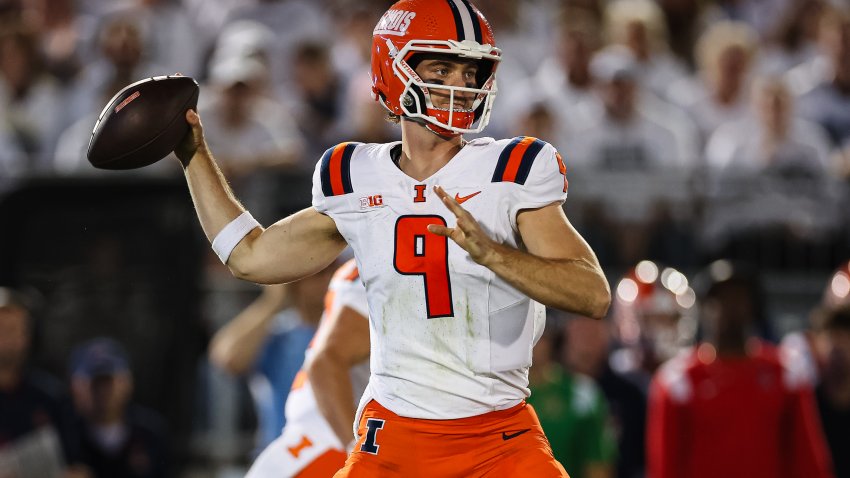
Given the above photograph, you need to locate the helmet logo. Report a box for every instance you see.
[374,10,416,36]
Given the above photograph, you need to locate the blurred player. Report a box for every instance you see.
[174,0,610,475]
[781,261,850,478]
[647,260,834,478]
[813,304,850,478]
[245,259,369,478]
[781,260,850,388]
[610,260,697,391]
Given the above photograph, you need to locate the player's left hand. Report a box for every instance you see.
[428,185,499,266]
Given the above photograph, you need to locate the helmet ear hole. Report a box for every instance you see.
[402,93,415,108]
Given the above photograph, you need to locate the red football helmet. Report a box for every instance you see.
[612,260,697,367]
[371,0,501,136]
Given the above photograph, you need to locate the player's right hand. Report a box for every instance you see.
[174,109,206,167]
[429,185,499,266]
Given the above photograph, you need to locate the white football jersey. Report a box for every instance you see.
[312,136,568,419]
[248,260,369,478]
[284,259,371,429]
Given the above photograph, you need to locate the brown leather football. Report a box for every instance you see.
[87,75,199,170]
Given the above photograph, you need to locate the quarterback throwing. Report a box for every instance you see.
[174,0,610,476]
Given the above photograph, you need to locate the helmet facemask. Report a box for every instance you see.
[386,39,500,136]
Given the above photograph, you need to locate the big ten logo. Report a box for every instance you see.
[360,195,384,209]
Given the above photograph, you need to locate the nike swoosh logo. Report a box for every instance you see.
[502,429,530,441]
[454,191,481,204]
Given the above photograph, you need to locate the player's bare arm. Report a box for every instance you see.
[209,284,289,375]
[429,186,610,319]
[175,110,347,283]
[304,305,370,446]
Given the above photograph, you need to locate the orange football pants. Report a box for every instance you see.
[333,400,569,478]
[294,449,347,478]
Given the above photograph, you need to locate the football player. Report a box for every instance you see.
[174,0,610,475]
[245,259,369,477]
[647,260,834,478]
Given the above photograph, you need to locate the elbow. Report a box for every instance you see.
[228,260,259,283]
[224,237,266,283]
[228,260,293,285]
[588,290,612,320]
[229,263,276,285]
[584,280,612,320]
[550,280,611,319]
[208,342,250,376]
[304,349,342,383]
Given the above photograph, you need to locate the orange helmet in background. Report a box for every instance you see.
[370,0,501,136]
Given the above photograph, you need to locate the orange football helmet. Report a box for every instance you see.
[371,0,501,136]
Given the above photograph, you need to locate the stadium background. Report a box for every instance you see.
[0,0,848,476]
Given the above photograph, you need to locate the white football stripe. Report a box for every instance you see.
[450,0,475,41]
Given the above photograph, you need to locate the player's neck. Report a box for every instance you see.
[708,332,751,358]
[399,120,465,181]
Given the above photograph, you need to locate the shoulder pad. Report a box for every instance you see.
[319,142,363,197]
[491,136,548,184]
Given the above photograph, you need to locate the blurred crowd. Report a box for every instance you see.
[1,0,850,476]
[0,0,849,265]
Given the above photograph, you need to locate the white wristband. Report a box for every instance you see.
[211,211,260,264]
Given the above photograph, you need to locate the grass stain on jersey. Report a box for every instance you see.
[464,297,474,340]
[464,297,477,371]
[381,302,388,336]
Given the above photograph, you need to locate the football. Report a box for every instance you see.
[87,75,200,170]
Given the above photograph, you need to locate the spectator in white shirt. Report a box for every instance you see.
[568,47,697,239]
[702,75,840,256]
[795,4,850,148]
[198,53,304,222]
[604,0,690,103]
[498,10,604,151]
[570,48,696,172]
[93,0,203,78]
[0,23,68,171]
[669,21,758,144]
